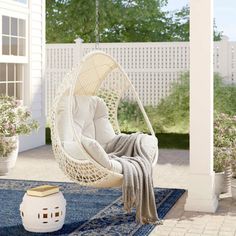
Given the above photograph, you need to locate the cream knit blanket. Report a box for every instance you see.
[105,132,161,224]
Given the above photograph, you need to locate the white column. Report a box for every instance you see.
[184,0,218,212]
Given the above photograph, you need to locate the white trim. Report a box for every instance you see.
[0,0,29,14]
[41,0,46,119]
[0,7,29,18]
[0,13,1,56]
[0,56,28,63]
[25,0,32,106]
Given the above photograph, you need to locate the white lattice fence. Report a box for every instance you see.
[45,44,76,114]
[45,37,236,116]
[81,43,189,106]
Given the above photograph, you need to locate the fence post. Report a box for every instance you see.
[74,37,83,66]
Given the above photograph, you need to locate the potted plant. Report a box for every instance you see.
[214,148,228,196]
[214,112,236,197]
[0,96,39,175]
[230,149,236,199]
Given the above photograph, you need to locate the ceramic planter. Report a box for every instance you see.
[215,172,226,196]
[20,191,66,233]
[0,136,19,176]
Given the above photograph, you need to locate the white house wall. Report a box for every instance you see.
[19,0,46,151]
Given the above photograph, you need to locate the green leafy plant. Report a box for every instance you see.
[0,137,16,157]
[154,73,236,133]
[118,100,145,132]
[117,73,236,135]
[214,112,236,173]
[155,72,190,133]
[0,96,39,157]
[0,95,39,137]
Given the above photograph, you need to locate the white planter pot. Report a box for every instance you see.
[231,178,236,199]
[215,172,226,196]
[0,136,19,176]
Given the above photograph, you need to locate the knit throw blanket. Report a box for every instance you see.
[105,133,161,224]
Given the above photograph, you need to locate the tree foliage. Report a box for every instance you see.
[46,0,222,43]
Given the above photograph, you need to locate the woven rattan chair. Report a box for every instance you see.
[50,51,158,188]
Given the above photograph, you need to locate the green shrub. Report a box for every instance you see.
[154,73,190,133]
[214,112,236,173]
[118,101,145,132]
[118,73,236,134]
[117,73,191,134]
[214,75,236,116]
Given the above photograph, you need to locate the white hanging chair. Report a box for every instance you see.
[50,51,158,188]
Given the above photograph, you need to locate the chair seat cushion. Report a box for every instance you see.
[141,135,158,162]
[81,134,158,174]
[81,136,123,174]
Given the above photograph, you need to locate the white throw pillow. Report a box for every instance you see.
[141,135,158,161]
[81,136,122,174]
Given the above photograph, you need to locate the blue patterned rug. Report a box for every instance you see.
[0,179,185,236]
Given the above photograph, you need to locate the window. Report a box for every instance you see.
[1,13,27,101]
[0,63,24,99]
[2,16,26,56]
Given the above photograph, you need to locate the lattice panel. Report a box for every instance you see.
[46,44,76,115]
[45,39,236,116]
[76,43,189,107]
[82,43,189,70]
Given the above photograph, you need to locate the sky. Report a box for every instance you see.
[162,0,236,41]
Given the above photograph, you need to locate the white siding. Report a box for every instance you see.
[19,0,45,151]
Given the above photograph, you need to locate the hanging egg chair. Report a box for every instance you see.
[50,51,158,188]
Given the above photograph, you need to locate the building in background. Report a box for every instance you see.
[0,0,45,151]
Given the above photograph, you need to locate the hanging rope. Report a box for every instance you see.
[95,0,99,49]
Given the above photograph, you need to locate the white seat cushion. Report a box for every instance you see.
[81,136,122,174]
[141,135,158,162]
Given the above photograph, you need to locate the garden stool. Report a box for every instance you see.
[20,185,66,233]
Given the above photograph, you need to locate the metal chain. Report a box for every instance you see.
[95,0,99,49]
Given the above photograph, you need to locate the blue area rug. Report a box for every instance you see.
[0,179,185,236]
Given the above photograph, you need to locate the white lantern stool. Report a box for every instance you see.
[20,191,66,233]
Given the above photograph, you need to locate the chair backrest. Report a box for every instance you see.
[57,96,116,148]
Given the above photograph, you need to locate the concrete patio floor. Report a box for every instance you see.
[1,145,236,236]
